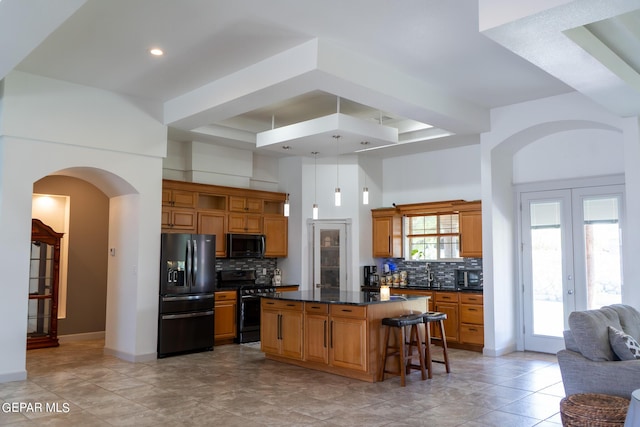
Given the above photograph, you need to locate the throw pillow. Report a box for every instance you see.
[608,326,640,361]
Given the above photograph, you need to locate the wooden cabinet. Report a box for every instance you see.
[371,208,403,258]
[434,292,459,343]
[28,219,63,350]
[263,216,288,257]
[261,299,303,360]
[162,208,197,232]
[163,188,197,208]
[198,212,227,256]
[228,213,262,233]
[229,196,262,213]
[214,291,237,344]
[460,205,482,257]
[329,305,367,372]
[303,304,367,372]
[304,303,329,364]
[162,180,288,257]
[459,293,484,346]
[390,288,483,352]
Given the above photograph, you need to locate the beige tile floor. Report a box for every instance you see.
[0,340,564,426]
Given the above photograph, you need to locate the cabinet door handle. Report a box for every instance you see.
[330,320,334,348]
[323,320,327,348]
[277,314,282,340]
[341,309,352,313]
[468,308,478,312]
[388,236,391,253]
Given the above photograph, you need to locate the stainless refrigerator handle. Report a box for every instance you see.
[168,270,173,283]
[186,239,192,287]
[192,239,198,285]
[161,310,214,320]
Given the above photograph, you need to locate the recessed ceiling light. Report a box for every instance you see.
[149,48,164,56]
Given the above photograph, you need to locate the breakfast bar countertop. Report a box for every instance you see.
[260,290,426,306]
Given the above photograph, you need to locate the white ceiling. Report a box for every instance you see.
[1,0,639,158]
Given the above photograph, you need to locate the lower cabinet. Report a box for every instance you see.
[302,304,367,372]
[261,299,303,360]
[329,305,367,372]
[459,293,484,346]
[390,288,484,352]
[434,292,459,343]
[214,291,237,344]
[304,303,329,364]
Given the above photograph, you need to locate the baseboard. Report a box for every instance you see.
[58,331,105,343]
[483,343,517,357]
[103,347,157,363]
[0,371,27,383]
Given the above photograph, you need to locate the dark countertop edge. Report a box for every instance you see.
[215,284,300,291]
[260,291,428,306]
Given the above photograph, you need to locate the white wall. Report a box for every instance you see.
[382,143,482,206]
[0,72,165,382]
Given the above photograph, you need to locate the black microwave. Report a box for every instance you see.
[227,233,265,258]
[455,269,482,289]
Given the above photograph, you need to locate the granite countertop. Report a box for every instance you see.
[261,290,428,306]
[362,285,483,293]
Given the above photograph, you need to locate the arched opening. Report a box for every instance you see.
[484,119,624,356]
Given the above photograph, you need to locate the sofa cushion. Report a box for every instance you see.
[569,306,623,361]
[610,305,640,341]
[608,326,640,361]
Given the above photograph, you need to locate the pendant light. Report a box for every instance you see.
[333,134,341,207]
[283,193,290,217]
[361,141,369,205]
[312,152,319,219]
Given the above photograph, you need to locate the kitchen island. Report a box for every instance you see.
[260,291,429,382]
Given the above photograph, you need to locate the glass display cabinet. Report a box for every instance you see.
[27,219,63,349]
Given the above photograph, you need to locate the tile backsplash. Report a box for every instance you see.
[215,258,278,284]
[381,258,483,289]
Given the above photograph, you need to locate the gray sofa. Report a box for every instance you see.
[558,304,640,398]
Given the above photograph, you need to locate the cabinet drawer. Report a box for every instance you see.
[435,292,459,303]
[305,303,329,314]
[460,304,483,325]
[330,305,366,319]
[262,299,302,311]
[460,324,484,345]
[215,291,237,302]
[460,293,483,305]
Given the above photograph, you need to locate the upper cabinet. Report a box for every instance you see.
[229,196,263,213]
[371,200,482,259]
[371,208,403,258]
[458,202,482,258]
[161,180,288,258]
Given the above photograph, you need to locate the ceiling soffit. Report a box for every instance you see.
[163,38,489,155]
[481,0,640,118]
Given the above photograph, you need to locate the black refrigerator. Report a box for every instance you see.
[158,233,216,358]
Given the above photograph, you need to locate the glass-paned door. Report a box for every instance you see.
[312,222,347,299]
[521,185,624,353]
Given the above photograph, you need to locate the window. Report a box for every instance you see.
[405,213,460,260]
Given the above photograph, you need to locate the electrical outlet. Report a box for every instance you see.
[262,268,267,275]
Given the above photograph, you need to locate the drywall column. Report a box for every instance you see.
[622,117,640,308]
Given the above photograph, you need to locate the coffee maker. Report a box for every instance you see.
[363,265,377,286]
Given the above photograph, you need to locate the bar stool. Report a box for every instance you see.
[379,313,426,386]
[420,311,451,379]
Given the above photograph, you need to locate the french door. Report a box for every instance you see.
[520,185,624,353]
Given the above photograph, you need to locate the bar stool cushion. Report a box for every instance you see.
[422,312,447,322]
[382,314,424,328]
